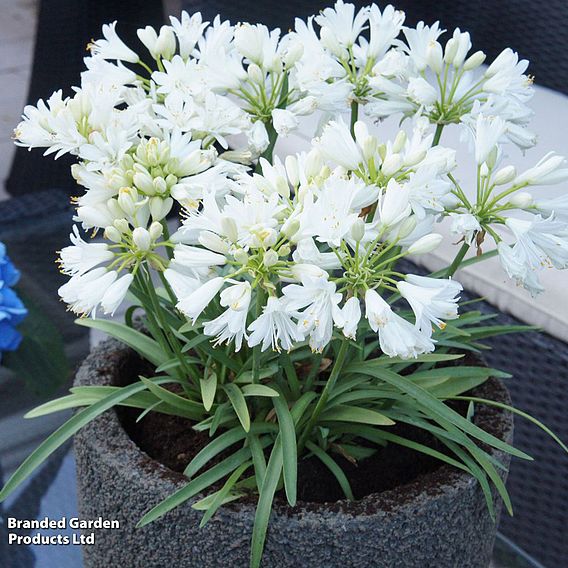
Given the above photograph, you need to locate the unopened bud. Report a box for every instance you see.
[149,221,163,241]
[381,154,403,176]
[199,231,229,254]
[233,249,249,264]
[285,155,300,187]
[263,249,279,267]
[392,130,407,154]
[104,226,122,243]
[509,191,534,209]
[247,63,264,84]
[350,218,365,242]
[427,41,444,74]
[493,165,516,185]
[282,219,300,239]
[132,227,152,251]
[118,187,138,216]
[444,38,458,64]
[463,50,486,71]
[408,233,443,255]
[114,219,130,233]
[396,215,417,240]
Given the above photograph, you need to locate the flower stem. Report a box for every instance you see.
[350,100,359,136]
[445,242,470,278]
[432,123,444,146]
[298,339,350,452]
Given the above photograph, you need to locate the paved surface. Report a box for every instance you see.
[0,0,38,201]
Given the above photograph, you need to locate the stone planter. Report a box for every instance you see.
[74,339,513,568]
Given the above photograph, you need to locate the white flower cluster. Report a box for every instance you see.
[14,2,568,356]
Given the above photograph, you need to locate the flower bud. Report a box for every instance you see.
[463,50,486,71]
[509,191,534,209]
[493,165,517,185]
[304,149,323,178]
[132,227,152,251]
[282,219,300,239]
[381,154,403,177]
[247,63,264,84]
[149,196,173,221]
[285,155,300,187]
[149,221,163,241]
[263,249,279,267]
[395,215,417,240]
[278,244,291,257]
[275,176,290,199]
[107,198,123,219]
[444,38,458,64]
[392,130,407,154]
[350,218,366,242]
[155,26,176,60]
[408,233,443,255]
[199,231,229,254]
[133,168,155,195]
[114,219,130,233]
[104,226,122,243]
[221,217,239,242]
[117,187,138,216]
[426,41,443,74]
[233,249,249,264]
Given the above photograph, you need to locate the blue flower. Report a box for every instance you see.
[0,243,27,360]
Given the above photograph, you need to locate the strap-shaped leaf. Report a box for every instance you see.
[200,372,217,411]
[273,396,297,506]
[76,319,166,366]
[250,438,283,568]
[347,362,531,461]
[321,404,395,426]
[306,441,354,500]
[140,377,205,420]
[223,383,251,432]
[0,377,174,501]
[242,384,279,398]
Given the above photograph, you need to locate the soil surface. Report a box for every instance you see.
[117,353,508,506]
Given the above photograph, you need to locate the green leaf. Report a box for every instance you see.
[76,319,166,366]
[305,441,354,500]
[0,377,174,501]
[184,424,276,478]
[200,372,217,411]
[223,383,251,432]
[235,363,280,384]
[273,396,297,506]
[140,377,205,420]
[450,396,568,454]
[137,445,256,528]
[198,461,252,527]
[250,439,283,568]
[347,362,532,461]
[321,404,395,426]
[248,433,267,485]
[241,384,279,398]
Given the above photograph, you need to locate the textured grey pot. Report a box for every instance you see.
[74,339,514,568]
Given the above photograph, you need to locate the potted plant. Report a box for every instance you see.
[2,2,567,566]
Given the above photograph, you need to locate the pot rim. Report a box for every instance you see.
[75,338,514,521]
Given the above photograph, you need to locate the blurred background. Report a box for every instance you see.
[0,1,566,567]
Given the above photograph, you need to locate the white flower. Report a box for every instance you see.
[376,178,411,228]
[365,4,405,60]
[473,114,507,165]
[498,242,544,297]
[100,273,134,315]
[513,153,568,186]
[169,11,208,59]
[164,262,202,299]
[283,275,342,352]
[335,296,361,339]
[58,267,118,317]
[505,215,568,270]
[271,109,299,136]
[177,277,225,323]
[402,21,444,72]
[407,77,438,106]
[248,296,304,352]
[397,275,462,335]
[316,119,362,170]
[365,289,434,358]
[172,244,227,269]
[407,232,443,255]
[315,0,369,47]
[90,21,139,63]
[234,23,280,69]
[483,48,530,96]
[449,213,481,245]
[59,226,114,276]
[248,121,269,154]
[535,195,568,223]
[203,282,251,350]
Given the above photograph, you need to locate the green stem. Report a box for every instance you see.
[432,123,444,147]
[298,339,350,452]
[350,100,359,136]
[252,288,265,384]
[445,242,470,278]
